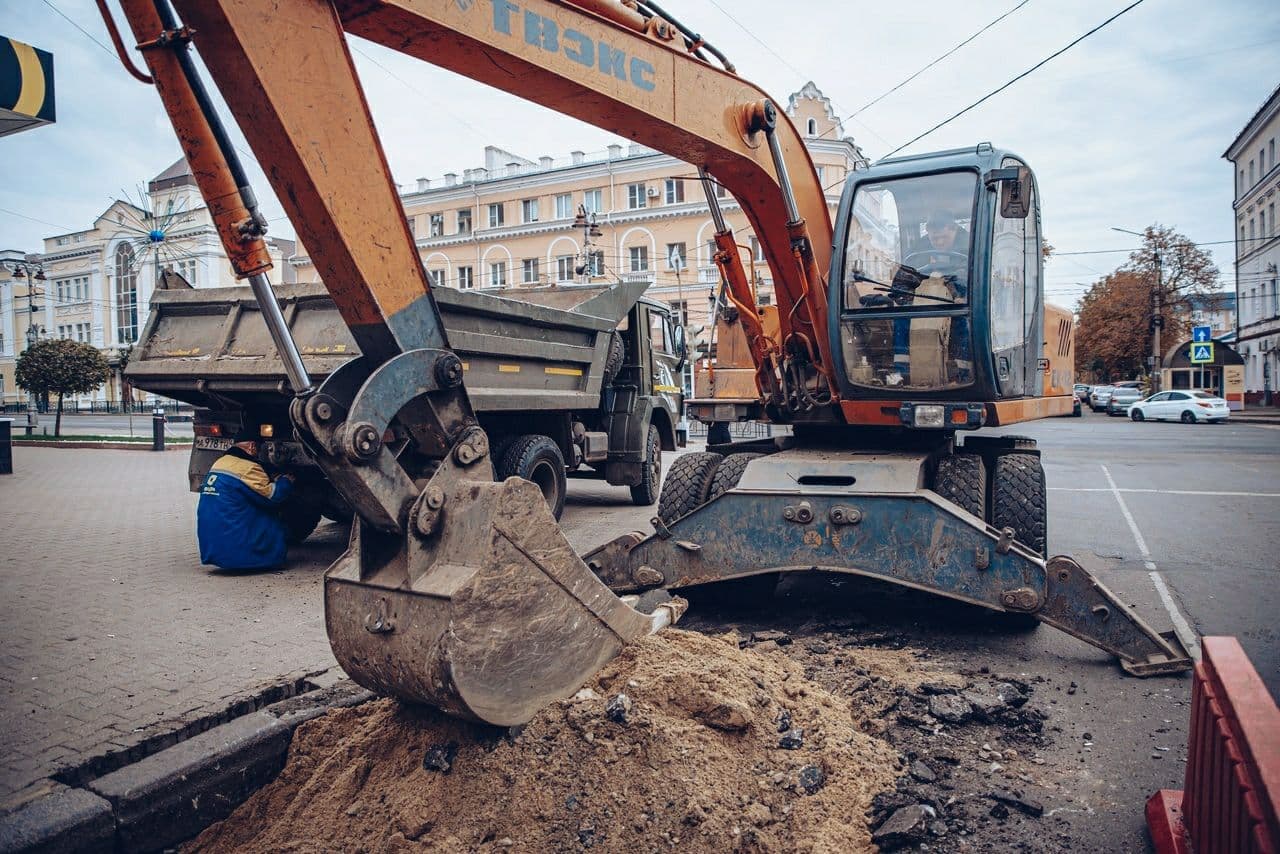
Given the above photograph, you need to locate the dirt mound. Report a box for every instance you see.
[188,630,899,853]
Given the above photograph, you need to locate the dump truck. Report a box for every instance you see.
[106,0,1192,729]
[125,279,686,534]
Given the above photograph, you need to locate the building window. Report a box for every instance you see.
[807,118,817,136]
[588,251,604,277]
[583,188,603,214]
[457,209,472,234]
[521,198,539,223]
[664,178,684,205]
[488,203,504,228]
[429,213,444,237]
[406,216,416,237]
[1270,202,1276,237]
[521,258,539,284]
[816,165,826,184]
[628,246,648,272]
[1250,219,1256,242]
[425,269,444,288]
[666,242,687,270]
[556,255,575,282]
[457,266,473,289]
[627,183,647,210]
[115,243,138,344]
[1249,160,1255,185]
[715,181,728,199]
[555,193,573,219]
[489,261,507,287]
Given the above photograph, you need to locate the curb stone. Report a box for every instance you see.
[0,674,372,854]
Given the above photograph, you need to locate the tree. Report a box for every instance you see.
[1074,225,1221,382]
[15,339,110,436]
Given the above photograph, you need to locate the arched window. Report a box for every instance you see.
[115,244,138,344]
[807,118,817,136]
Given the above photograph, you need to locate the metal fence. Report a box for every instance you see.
[684,420,787,439]
[1,400,193,415]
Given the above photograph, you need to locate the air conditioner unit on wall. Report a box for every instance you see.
[646,186,660,198]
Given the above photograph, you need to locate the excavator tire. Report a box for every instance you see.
[656,451,722,523]
[497,434,568,520]
[933,453,986,519]
[707,452,763,502]
[684,452,779,605]
[629,424,662,506]
[989,453,1048,632]
[990,453,1048,556]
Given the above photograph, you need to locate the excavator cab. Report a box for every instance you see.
[832,145,1044,413]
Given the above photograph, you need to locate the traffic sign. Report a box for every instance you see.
[1190,342,1214,363]
[1192,325,1213,343]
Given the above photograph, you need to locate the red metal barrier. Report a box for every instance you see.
[1148,636,1280,854]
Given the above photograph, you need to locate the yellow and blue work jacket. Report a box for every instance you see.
[197,447,294,569]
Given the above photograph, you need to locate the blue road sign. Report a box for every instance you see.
[1192,325,1213,343]
[1190,342,1214,364]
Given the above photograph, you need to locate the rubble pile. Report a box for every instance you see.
[188,630,901,853]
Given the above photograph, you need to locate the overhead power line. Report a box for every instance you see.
[826,0,1033,135]
[881,0,1147,159]
[41,0,116,60]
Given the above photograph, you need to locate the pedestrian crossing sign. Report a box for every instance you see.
[1190,342,1213,363]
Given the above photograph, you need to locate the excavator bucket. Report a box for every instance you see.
[324,457,685,727]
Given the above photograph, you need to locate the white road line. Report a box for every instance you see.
[1050,487,1280,497]
[1101,464,1201,661]
[1242,423,1280,431]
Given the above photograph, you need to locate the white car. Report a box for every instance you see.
[1129,390,1230,424]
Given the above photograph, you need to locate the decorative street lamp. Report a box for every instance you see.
[1,260,47,433]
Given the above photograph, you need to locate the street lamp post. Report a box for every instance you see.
[2,261,45,434]
[1112,227,1163,393]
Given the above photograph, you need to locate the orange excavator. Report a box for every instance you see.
[104,0,1191,726]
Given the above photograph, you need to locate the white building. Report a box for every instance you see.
[0,159,295,409]
[1224,84,1280,404]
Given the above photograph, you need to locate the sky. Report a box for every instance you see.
[1,0,1277,309]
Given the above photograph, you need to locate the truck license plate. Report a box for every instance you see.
[195,437,234,452]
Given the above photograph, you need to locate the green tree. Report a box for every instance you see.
[15,339,110,436]
[1075,225,1222,382]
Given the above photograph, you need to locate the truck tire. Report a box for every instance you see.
[933,453,986,519]
[707,452,763,502]
[629,424,662,506]
[281,503,323,545]
[603,333,625,386]
[497,434,568,521]
[990,453,1047,556]
[657,451,722,523]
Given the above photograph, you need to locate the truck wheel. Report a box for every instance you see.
[657,451,723,523]
[281,503,323,545]
[990,453,1047,556]
[629,424,662,506]
[933,453,986,519]
[603,333,625,386]
[498,434,567,520]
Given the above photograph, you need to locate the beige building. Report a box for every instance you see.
[1225,84,1280,403]
[292,82,865,384]
[1,159,295,409]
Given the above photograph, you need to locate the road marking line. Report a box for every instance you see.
[1241,423,1280,430]
[1051,487,1280,497]
[1101,464,1201,661]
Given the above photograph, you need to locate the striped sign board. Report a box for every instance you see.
[1,36,55,137]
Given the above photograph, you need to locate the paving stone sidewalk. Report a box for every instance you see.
[0,445,668,812]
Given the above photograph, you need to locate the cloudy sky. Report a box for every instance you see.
[2,0,1277,307]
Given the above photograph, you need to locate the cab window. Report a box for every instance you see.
[649,309,668,353]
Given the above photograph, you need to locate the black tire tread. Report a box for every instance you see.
[933,453,986,519]
[629,424,661,505]
[990,453,1047,556]
[706,452,763,501]
[603,334,625,386]
[497,434,567,520]
[657,451,723,523]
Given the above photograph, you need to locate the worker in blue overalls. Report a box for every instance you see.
[197,434,295,570]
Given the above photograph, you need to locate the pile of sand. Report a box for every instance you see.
[189,630,900,853]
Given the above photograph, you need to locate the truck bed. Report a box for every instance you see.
[126,280,648,412]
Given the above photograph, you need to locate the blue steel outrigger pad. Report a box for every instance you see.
[585,450,1192,677]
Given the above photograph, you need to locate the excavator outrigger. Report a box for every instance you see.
[105,0,1192,726]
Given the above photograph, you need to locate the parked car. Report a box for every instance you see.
[1129,390,1230,424]
[1074,383,1092,402]
[1089,385,1115,411]
[1107,386,1144,415]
